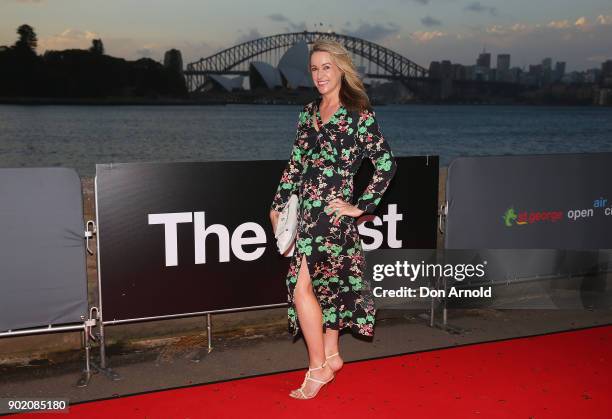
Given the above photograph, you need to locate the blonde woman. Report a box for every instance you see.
[270,39,397,399]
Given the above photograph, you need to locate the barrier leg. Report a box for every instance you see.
[417,255,466,334]
[76,322,93,387]
[90,318,122,381]
[190,313,214,363]
[78,307,121,383]
[439,275,465,334]
[207,313,213,353]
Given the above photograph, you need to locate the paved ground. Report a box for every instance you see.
[1,308,611,406]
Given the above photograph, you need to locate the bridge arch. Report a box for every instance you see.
[184,31,428,92]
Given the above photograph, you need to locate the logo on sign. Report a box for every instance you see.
[502,207,563,227]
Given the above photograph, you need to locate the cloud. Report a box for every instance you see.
[38,28,99,52]
[596,15,612,25]
[267,13,288,22]
[464,2,498,16]
[135,49,151,58]
[409,30,446,43]
[587,54,609,63]
[547,20,571,29]
[235,28,263,44]
[574,16,588,27]
[484,25,507,34]
[421,16,442,27]
[458,15,612,69]
[265,14,308,32]
[510,23,528,32]
[37,27,218,64]
[345,22,401,41]
[400,0,430,4]
[283,21,307,32]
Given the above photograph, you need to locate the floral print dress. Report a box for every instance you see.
[271,96,397,338]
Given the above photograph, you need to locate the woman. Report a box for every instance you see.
[270,39,397,399]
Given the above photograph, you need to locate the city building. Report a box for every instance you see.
[477,51,491,68]
[440,60,453,79]
[554,62,566,82]
[496,54,511,82]
[163,49,183,75]
[429,61,441,78]
[603,60,612,77]
[497,54,510,72]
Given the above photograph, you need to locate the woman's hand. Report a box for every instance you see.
[325,198,364,225]
[270,209,280,235]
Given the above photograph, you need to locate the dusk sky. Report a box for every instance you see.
[1,0,611,71]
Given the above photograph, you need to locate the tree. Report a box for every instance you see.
[89,39,104,55]
[14,24,37,52]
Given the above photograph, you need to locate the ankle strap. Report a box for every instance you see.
[326,352,339,359]
[308,360,328,371]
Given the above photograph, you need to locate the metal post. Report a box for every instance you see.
[207,313,213,353]
[429,277,435,328]
[92,176,121,381]
[190,313,214,363]
[76,320,92,387]
[442,274,448,326]
[437,250,466,335]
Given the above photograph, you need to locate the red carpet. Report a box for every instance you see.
[17,325,612,419]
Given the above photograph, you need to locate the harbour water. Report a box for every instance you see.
[1,104,611,176]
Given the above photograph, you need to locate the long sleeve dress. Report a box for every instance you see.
[270,97,397,338]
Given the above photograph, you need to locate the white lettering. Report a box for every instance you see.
[358,204,404,250]
[383,204,403,248]
[193,211,231,264]
[567,208,594,221]
[148,212,193,267]
[358,216,384,250]
[231,222,267,261]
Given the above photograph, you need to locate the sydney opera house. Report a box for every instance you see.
[205,40,314,92]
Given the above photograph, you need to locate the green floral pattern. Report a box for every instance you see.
[271,97,397,338]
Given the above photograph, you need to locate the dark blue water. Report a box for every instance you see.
[1,104,611,176]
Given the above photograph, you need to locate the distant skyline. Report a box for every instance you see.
[1,0,611,71]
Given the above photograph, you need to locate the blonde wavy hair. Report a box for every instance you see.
[310,39,371,113]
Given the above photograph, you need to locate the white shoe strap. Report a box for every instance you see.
[306,375,331,385]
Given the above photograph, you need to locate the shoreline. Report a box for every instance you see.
[0,97,609,107]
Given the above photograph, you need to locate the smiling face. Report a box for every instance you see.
[310,51,343,97]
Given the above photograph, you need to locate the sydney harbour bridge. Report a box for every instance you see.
[184,31,429,94]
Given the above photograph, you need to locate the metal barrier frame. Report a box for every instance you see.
[0,220,100,387]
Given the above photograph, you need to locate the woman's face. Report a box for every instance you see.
[310,51,343,97]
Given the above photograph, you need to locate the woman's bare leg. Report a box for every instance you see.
[290,254,334,397]
[323,329,344,372]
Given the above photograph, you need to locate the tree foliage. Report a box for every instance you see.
[0,24,187,98]
[89,39,104,55]
[15,24,37,52]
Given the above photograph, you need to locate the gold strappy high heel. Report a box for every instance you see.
[289,360,335,400]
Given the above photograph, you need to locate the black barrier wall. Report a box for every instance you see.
[95,157,438,322]
[441,152,612,309]
[445,152,612,249]
[0,168,88,332]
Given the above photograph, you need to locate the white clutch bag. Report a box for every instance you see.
[275,193,299,257]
